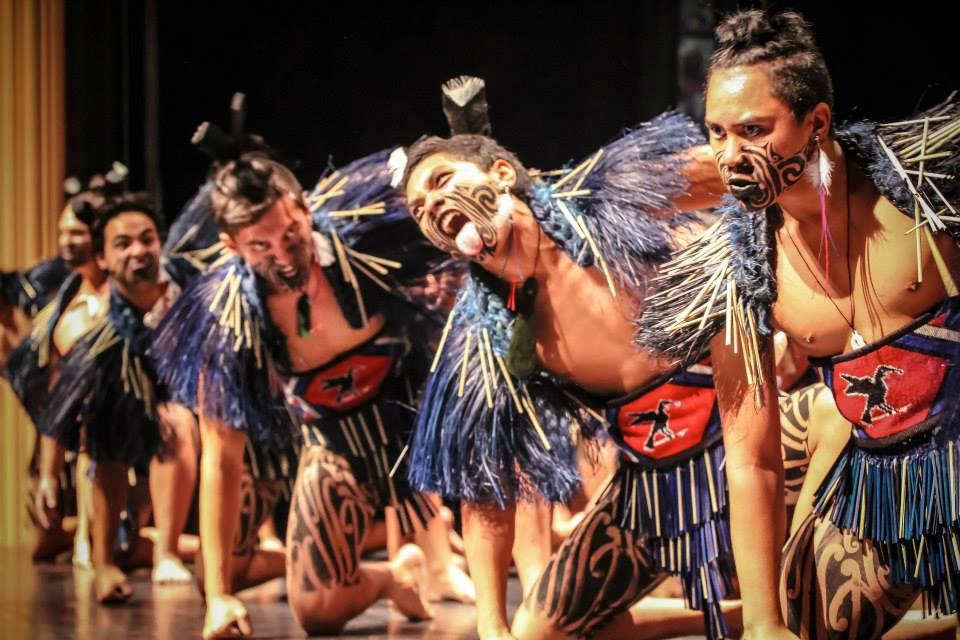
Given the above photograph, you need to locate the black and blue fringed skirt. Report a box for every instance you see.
[813,425,960,615]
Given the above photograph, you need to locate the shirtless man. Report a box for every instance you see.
[639,9,960,638]
[153,152,466,638]
[40,194,199,601]
[5,184,108,564]
[400,117,754,639]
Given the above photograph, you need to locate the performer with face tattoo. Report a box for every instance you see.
[639,9,960,639]
[152,149,468,639]
[37,192,212,602]
[400,75,781,639]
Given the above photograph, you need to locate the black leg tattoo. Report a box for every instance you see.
[780,384,823,506]
[286,445,375,592]
[531,479,662,637]
[782,513,918,639]
[233,470,283,557]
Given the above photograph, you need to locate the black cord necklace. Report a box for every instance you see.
[783,158,865,350]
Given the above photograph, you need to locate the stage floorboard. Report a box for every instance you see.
[0,548,515,639]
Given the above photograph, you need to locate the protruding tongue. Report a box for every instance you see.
[455,222,484,257]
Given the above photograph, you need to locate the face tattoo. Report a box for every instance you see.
[717,138,815,210]
[420,183,501,258]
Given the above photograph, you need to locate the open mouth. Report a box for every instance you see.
[726,177,761,197]
[438,208,468,239]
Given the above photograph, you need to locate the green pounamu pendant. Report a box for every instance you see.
[506,277,538,378]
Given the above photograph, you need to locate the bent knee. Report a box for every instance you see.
[288,587,352,635]
[512,600,570,640]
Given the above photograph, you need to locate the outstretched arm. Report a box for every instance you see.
[710,332,794,639]
[198,376,252,639]
[35,434,66,530]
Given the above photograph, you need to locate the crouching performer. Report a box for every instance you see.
[37,193,202,602]
[153,150,461,638]
[399,96,752,638]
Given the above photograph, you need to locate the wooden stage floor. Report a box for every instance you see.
[5,547,948,639]
[0,548,518,639]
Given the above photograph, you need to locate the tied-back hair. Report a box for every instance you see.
[402,134,533,197]
[710,9,834,122]
[67,178,107,229]
[211,153,305,236]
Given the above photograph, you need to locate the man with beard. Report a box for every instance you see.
[4,179,109,564]
[39,193,199,602]
[153,151,468,639]
[639,9,960,638]
[398,107,766,639]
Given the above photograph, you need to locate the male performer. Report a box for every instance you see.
[153,150,467,638]
[5,177,110,564]
[639,9,960,638]
[399,101,751,639]
[40,193,200,602]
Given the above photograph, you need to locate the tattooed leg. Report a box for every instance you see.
[285,444,430,634]
[781,513,918,639]
[780,385,817,510]
[512,477,663,640]
[782,384,852,534]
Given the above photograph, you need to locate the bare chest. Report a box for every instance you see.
[772,199,958,357]
[532,261,666,395]
[267,280,384,373]
[52,289,107,355]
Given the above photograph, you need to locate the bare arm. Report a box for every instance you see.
[35,434,66,529]
[197,375,254,638]
[675,144,726,212]
[710,332,793,638]
[198,406,247,598]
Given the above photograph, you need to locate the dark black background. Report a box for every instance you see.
[65,0,957,221]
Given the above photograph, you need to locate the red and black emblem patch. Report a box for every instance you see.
[616,382,717,460]
[831,343,949,439]
[300,354,394,412]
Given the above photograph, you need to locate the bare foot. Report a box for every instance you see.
[387,543,433,621]
[152,554,192,584]
[94,564,133,604]
[426,560,476,604]
[203,594,253,639]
